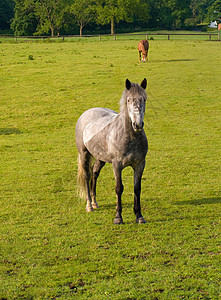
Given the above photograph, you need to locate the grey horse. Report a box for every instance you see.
[75,78,148,224]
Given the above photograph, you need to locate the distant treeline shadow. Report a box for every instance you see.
[0,128,22,135]
[175,197,221,206]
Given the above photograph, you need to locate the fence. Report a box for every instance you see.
[100,33,221,41]
[1,32,220,42]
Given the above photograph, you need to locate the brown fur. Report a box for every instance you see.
[138,40,149,62]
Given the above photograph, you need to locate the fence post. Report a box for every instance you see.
[168,34,170,40]
[146,34,148,40]
[99,35,101,41]
[218,32,220,41]
[114,35,116,41]
[209,34,211,41]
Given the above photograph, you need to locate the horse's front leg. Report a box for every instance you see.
[146,50,148,61]
[133,162,146,224]
[142,53,145,62]
[112,161,124,224]
[91,160,105,209]
[139,51,141,62]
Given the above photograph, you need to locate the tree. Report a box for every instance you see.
[138,0,191,29]
[11,0,38,36]
[130,0,151,27]
[69,0,95,36]
[207,0,221,22]
[34,0,67,36]
[190,0,215,23]
[141,0,162,28]
[0,0,14,30]
[9,0,219,36]
[95,0,143,35]
[163,0,191,28]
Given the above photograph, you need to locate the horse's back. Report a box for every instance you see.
[76,108,117,151]
[143,40,149,50]
[138,40,149,52]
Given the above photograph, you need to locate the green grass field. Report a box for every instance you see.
[0,38,221,299]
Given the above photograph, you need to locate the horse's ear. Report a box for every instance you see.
[141,78,147,90]
[126,79,131,90]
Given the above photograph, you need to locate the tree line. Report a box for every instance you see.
[0,0,221,36]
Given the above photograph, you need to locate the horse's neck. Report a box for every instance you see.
[121,109,136,139]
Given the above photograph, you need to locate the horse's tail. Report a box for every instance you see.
[77,154,86,198]
[77,153,93,199]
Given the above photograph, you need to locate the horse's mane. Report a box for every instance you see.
[120,83,147,112]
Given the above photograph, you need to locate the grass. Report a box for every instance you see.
[0,38,221,299]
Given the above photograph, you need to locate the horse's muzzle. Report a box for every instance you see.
[133,121,144,132]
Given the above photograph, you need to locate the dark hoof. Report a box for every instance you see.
[136,217,146,224]
[114,217,123,225]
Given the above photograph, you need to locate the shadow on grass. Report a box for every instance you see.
[167,59,198,62]
[0,128,22,135]
[101,203,120,210]
[154,59,198,63]
[100,198,158,211]
[174,197,221,206]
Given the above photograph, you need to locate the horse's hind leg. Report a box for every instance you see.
[80,150,94,212]
[112,161,124,224]
[91,160,105,209]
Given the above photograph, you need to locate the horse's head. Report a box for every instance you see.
[125,78,147,132]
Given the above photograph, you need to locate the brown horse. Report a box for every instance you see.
[138,40,149,62]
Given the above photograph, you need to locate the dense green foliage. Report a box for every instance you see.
[0,0,14,30]
[1,0,221,35]
[0,37,220,299]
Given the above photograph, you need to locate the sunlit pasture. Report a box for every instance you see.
[0,37,220,299]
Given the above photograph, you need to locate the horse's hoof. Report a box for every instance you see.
[92,203,99,209]
[136,217,146,224]
[114,217,123,225]
[86,206,94,212]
